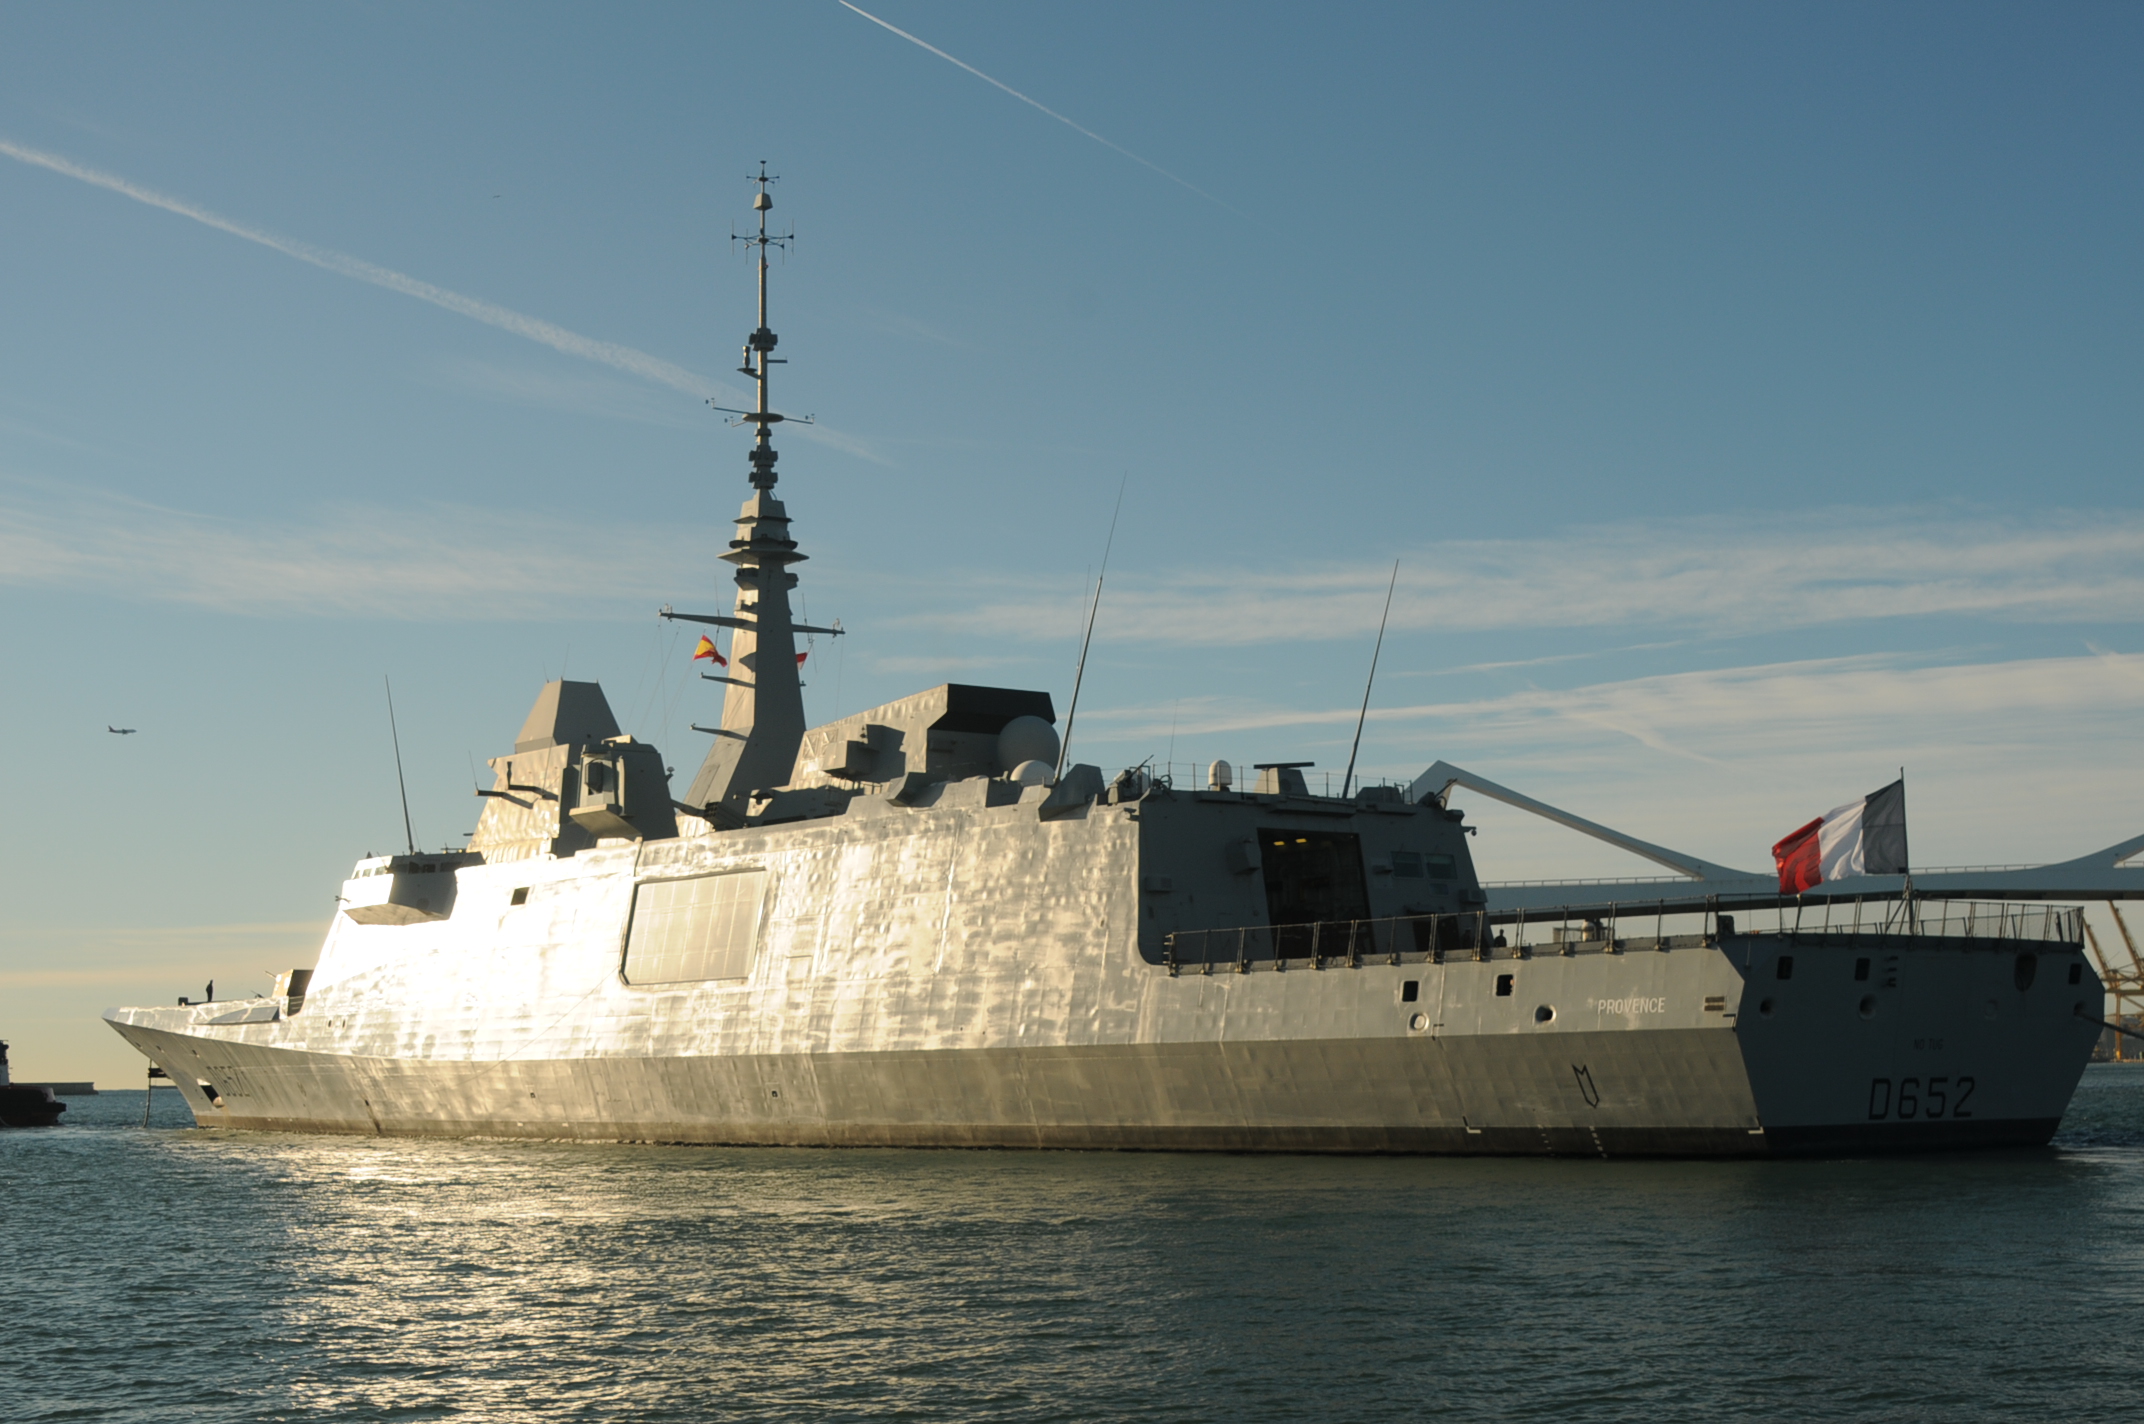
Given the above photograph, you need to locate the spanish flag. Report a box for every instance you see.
[692,635,726,667]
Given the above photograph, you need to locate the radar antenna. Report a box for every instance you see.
[717,160,814,479]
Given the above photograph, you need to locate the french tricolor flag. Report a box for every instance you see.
[1771,779,1910,893]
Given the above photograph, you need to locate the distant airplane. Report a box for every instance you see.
[107,726,137,734]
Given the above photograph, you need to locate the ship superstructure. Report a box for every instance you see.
[103,173,2143,1154]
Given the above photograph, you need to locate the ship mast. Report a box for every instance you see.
[667,163,841,817]
[741,160,784,494]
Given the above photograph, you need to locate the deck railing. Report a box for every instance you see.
[1161,913,1492,974]
[1159,898,2083,975]
[1754,897,2082,945]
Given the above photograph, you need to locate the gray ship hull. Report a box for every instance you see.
[106,790,2099,1157]
[99,1021,2065,1155]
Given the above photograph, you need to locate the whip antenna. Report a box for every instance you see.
[384,676,416,855]
[1341,561,1400,798]
[1055,476,1127,780]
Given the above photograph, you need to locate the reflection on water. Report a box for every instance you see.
[8,1067,2144,1422]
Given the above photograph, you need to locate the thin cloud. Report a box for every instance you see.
[1068,650,2144,869]
[905,507,2144,646]
[0,137,716,394]
[858,306,970,348]
[0,135,892,465]
[429,357,704,430]
[1085,649,2143,745]
[0,409,118,457]
[14,484,2143,646]
[1395,640,1693,678]
[838,1,1253,223]
[1429,652,2144,872]
[0,477,690,620]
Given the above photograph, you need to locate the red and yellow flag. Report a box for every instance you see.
[796,651,808,666]
[692,635,727,667]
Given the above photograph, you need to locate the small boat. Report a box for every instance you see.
[0,1040,67,1128]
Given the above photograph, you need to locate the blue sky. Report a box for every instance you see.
[3,2,2140,1080]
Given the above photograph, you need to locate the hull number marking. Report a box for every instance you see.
[1868,1076,1976,1121]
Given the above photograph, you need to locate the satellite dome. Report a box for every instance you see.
[997,715,1060,774]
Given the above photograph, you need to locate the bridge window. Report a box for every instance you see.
[1257,828,1370,958]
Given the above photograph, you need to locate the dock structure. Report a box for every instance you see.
[2086,905,2144,1061]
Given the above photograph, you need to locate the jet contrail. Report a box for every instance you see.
[0,136,717,401]
[837,1,1251,222]
[1,136,897,463]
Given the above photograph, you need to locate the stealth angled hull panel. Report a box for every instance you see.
[102,794,2097,1157]
[100,1007,2069,1155]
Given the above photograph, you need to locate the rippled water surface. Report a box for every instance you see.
[8,1068,2144,1422]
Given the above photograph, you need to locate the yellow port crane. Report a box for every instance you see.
[2085,902,2144,1062]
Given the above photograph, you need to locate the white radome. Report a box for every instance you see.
[996,714,1060,773]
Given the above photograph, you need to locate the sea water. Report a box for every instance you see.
[6,1067,2144,1422]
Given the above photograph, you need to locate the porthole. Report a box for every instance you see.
[1534,1005,1555,1024]
[1859,995,1878,1019]
[1758,997,1776,1019]
[1408,1012,1429,1033]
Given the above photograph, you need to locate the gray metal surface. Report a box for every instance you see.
[103,776,2101,1155]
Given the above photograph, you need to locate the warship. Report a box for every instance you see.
[104,171,2144,1154]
